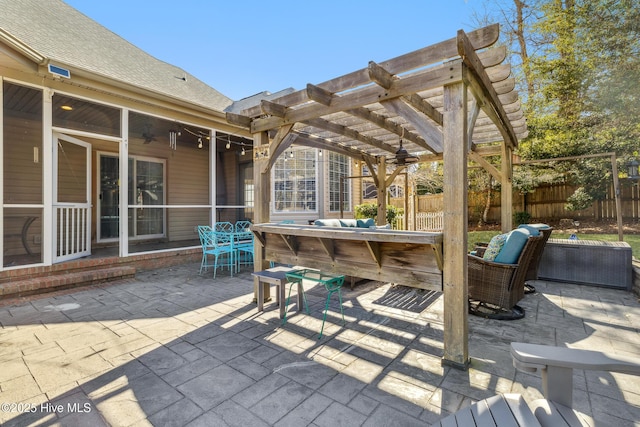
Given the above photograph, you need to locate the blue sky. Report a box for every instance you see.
[65,1,482,101]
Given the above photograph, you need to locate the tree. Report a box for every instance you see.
[478,0,640,209]
[412,162,443,195]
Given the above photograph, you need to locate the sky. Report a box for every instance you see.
[64,1,483,101]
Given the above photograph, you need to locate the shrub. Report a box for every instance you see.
[354,203,404,226]
[513,211,531,225]
[565,187,593,211]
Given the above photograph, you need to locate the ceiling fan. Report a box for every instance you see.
[142,124,156,144]
[389,140,418,166]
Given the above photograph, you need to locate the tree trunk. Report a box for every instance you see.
[482,177,493,225]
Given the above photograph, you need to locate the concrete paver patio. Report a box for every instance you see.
[0,263,639,426]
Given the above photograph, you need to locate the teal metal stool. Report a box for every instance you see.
[284,269,345,339]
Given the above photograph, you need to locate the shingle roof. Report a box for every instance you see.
[0,0,232,112]
[225,89,297,114]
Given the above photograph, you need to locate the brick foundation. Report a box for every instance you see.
[0,248,200,299]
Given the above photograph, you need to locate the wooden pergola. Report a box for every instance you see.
[227,24,527,369]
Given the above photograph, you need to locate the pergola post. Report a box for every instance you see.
[501,144,513,232]
[442,81,470,369]
[253,131,271,301]
[377,156,388,226]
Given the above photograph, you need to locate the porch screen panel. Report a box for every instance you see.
[3,82,44,266]
[2,209,43,267]
[125,111,209,253]
[53,95,120,137]
[57,140,87,203]
[3,83,43,204]
[215,132,255,224]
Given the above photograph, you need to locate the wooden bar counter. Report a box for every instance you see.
[251,223,443,291]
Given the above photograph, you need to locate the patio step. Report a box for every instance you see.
[0,266,136,299]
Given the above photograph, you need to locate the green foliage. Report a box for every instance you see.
[565,187,593,211]
[354,203,378,220]
[513,211,532,225]
[354,203,404,226]
[478,0,640,207]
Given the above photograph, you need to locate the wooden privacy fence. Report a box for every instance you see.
[365,181,640,225]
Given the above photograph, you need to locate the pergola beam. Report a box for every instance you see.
[291,132,377,165]
[250,61,463,133]
[380,99,443,153]
[345,106,429,148]
[263,124,295,173]
[457,29,519,149]
[240,24,500,118]
[301,116,397,154]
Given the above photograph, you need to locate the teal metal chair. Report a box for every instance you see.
[234,220,254,270]
[197,225,213,275]
[284,269,345,339]
[197,225,235,278]
[214,221,234,233]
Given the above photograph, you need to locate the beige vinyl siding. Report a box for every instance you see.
[166,140,209,241]
[3,110,43,257]
[216,149,240,224]
[4,111,43,205]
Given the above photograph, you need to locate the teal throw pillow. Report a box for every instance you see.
[483,234,507,261]
[357,218,375,228]
[494,228,530,264]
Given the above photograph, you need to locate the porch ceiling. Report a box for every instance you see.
[226,24,527,165]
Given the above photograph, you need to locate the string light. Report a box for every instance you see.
[241,143,246,156]
[197,137,203,149]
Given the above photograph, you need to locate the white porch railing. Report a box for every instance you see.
[55,205,91,262]
[416,211,444,231]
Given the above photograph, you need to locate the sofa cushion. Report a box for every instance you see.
[494,228,531,264]
[483,233,507,261]
[357,218,376,228]
[314,219,343,227]
[518,223,549,234]
[314,218,376,228]
[369,224,391,230]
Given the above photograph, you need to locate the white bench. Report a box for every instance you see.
[432,343,640,426]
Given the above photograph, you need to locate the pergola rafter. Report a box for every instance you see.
[227,23,528,369]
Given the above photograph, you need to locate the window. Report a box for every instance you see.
[361,165,377,199]
[273,148,317,212]
[389,184,404,198]
[363,181,378,199]
[329,152,350,212]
